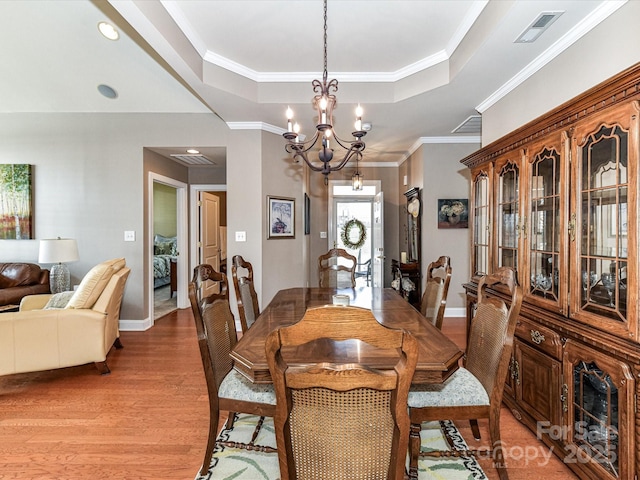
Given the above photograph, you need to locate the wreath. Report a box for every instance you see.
[341,219,367,250]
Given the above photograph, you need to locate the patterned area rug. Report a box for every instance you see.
[194,414,488,480]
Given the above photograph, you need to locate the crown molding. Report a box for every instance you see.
[477,0,627,113]
[398,135,481,165]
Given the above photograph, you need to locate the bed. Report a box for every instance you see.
[153,234,177,289]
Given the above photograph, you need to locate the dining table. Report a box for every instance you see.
[230,286,463,385]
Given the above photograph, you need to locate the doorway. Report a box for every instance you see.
[148,173,188,325]
[328,181,384,287]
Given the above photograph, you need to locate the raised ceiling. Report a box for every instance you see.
[0,0,625,165]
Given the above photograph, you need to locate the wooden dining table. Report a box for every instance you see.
[230,286,463,385]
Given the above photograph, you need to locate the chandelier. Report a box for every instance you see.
[283,0,367,184]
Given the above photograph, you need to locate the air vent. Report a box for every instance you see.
[452,115,481,134]
[169,154,215,165]
[515,11,563,43]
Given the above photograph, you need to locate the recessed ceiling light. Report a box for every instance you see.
[98,21,119,41]
[97,84,118,99]
[186,148,200,154]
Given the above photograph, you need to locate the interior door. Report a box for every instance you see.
[199,191,220,296]
[372,191,384,287]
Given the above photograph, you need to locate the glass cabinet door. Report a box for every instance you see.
[570,102,637,339]
[496,157,521,274]
[472,170,490,278]
[562,340,634,480]
[524,132,569,313]
[529,148,561,302]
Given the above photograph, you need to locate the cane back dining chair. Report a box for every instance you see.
[265,305,418,480]
[231,255,260,333]
[188,264,276,476]
[407,267,523,480]
[318,248,357,288]
[419,256,452,330]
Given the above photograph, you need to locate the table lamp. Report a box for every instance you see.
[38,237,79,293]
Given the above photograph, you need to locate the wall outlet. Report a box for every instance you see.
[235,231,246,242]
[124,230,135,242]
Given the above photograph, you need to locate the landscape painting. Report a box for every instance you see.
[0,164,33,239]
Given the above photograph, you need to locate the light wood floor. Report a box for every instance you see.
[0,309,578,479]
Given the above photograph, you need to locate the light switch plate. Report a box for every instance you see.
[235,231,246,242]
[124,230,135,242]
[320,231,327,239]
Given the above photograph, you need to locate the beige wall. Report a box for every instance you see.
[482,1,640,144]
[0,112,228,323]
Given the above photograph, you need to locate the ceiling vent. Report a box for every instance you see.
[515,11,563,43]
[169,154,216,165]
[452,115,482,134]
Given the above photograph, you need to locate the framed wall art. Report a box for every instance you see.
[267,195,295,239]
[437,198,468,229]
[0,164,33,239]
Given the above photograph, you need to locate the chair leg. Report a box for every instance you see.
[225,412,236,430]
[470,419,481,440]
[200,406,222,476]
[94,361,110,375]
[489,412,509,480]
[114,337,124,349]
[408,422,421,480]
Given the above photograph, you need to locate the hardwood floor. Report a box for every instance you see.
[0,309,578,479]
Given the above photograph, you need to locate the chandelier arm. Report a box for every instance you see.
[283,131,321,155]
[329,148,361,172]
[292,151,325,172]
[331,134,366,153]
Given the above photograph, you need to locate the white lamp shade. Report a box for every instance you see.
[38,238,79,264]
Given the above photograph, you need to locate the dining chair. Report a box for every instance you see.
[318,248,357,288]
[355,258,372,286]
[407,266,523,480]
[188,264,276,476]
[419,255,452,330]
[265,305,418,480]
[231,254,260,333]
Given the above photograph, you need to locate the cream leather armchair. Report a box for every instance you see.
[0,259,130,376]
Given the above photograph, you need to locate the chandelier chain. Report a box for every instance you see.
[323,0,328,83]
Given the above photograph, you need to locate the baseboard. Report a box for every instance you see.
[119,318,153,331]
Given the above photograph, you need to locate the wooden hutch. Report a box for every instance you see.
[461,63,640,480]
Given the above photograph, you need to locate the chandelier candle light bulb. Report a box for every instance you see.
[286,106,293,133]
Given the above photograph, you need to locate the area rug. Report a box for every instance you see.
[194,414,488,480]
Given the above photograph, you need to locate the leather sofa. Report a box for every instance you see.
[0,263,50,307]
[0,258,130,376]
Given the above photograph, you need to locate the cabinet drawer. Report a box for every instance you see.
[515,318,562,360]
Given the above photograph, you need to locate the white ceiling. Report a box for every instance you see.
[0,0,626,166]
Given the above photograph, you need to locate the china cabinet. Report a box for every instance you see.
[462,63,640,480]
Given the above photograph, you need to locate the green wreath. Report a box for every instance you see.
[341,219,367,250]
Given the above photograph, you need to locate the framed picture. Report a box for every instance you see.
[437,199,469,229]
[267,196,295,239]
[0,164,33,239]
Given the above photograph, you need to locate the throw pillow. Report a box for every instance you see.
[66,258,125,309]
[43,291,75,309]
[155,241,173,255]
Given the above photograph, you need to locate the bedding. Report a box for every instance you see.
[153,234,177,289]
